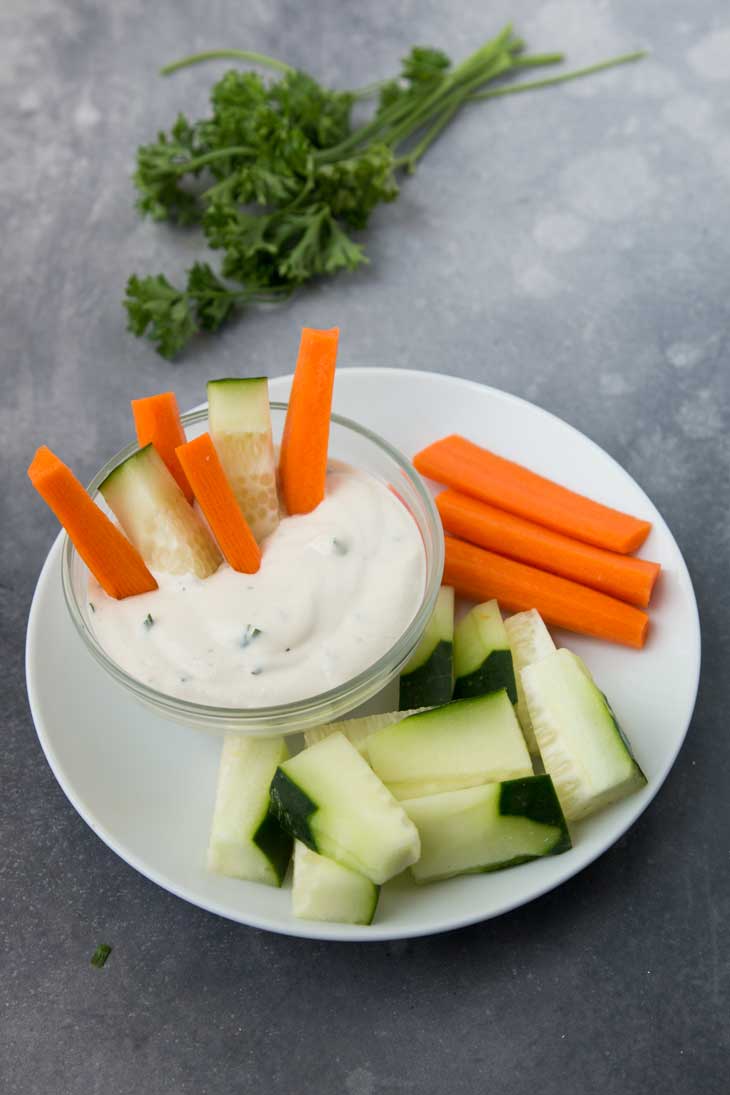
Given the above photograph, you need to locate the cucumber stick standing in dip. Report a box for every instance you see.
[207,377,279,542]
[99,443,222,579]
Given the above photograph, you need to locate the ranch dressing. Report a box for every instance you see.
[88,464,426,708]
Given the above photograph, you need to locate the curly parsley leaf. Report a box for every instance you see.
[134,115,205,224]
[401,46,451,84]
[269,71,354,149]
[315,145,399,230]
[125,274,197,359]
[187,262,240,332]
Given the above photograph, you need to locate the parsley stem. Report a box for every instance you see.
[469,50,647,100]
[317,25,516,164]
[392,49,645,164]
[349,79,389,100]
[187,286,290,301]
[449,25,516,85]
[391,46,608,170]
[395,99,462,173]
[315,92,415,162]
[511,51,565,68]
[166,146,254,173]
[160,49,295,77]
[385,51,512,151]
[390,30,521,142]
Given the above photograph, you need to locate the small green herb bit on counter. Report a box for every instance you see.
[126,30,645,358]
[90,943,112,968]
[143,613,154,629]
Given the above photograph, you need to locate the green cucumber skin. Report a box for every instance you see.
[409,775,571,884]
[292,842,381,925]
[499,775,572,855]
[412,853,555,884]
[338,885,380,926]
[365,887,380,925]
[601,691,647,782]
[99,442,156,494]
[252,811,293,885]
[399,640,453,710]
[453,649,517,704]
[207,377,267,391]
[268,769,318,850]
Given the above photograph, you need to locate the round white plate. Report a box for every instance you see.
[25,369,700,941]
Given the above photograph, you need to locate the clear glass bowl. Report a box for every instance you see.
[62,404,444,736]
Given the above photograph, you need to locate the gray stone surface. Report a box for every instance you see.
[2,0,728,1091]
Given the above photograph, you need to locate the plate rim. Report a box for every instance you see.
[25,367,702,941]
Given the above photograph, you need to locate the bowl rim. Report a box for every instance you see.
[61,402,444,727]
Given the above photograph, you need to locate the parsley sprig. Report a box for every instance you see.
[126,27,644,358]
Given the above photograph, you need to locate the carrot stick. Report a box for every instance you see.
[415,435,652,554]
[444,534,649,649]
[176,433,262,574]
[437,489,660,608]
[279,327,339,515]
[132,391,194,503]
[28,446,158,599]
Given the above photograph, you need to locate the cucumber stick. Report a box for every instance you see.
[521,649,647,821]
[504,610,556,755]
[207,377,279,542]
[303,708,426,757]
[292,841,379,925]
[453,599,517,703]
[404,775,571,883]
[399,585,454,710]
[269,732,420,884]
[367,691,533,800]
[100,443,222,578]
[208,735,292,886]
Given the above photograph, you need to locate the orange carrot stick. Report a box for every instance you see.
[437,489,660,608]
[28,446,158,599]
[279,327,339,515]
[132,391,193,503]
[444,535,648,649]
[415,435,652,554]
[176,433,261,574]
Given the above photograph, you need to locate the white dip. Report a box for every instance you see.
[88,464,426,707]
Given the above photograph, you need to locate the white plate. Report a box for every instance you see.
[25,369,701,941]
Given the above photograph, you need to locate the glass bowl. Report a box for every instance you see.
[61,403,444,736]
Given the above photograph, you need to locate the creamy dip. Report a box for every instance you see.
[88,463,426,707]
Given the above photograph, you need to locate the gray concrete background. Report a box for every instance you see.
[3,1,729,1092]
